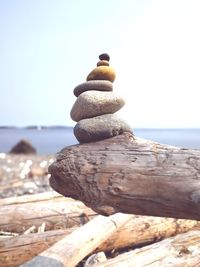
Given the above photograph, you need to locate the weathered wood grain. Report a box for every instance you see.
[0,198,96,233]
[0,191,61,206]
[2,216,200,266]
[94,230,200,267]
[21,213,131,267]
[49,132,200,219]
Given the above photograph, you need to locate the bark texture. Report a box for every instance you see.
[49,132,200,220]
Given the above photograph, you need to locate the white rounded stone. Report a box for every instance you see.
[70,91,125,122]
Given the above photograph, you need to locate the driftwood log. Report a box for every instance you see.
[1,215,200,266]
[21,213,131,267]
[0,197,96,233]
[0,228,77,267]
[0,191,62,206]
[49,132,200,220]
[94,230,200,267]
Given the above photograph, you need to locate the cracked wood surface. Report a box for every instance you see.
[49,132,200,220]
[0,198,96,233]
[94,230,200,267]
[21,213,131,267]
[2,215,200,266]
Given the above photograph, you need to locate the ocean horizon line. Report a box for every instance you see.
[1,126,200,153]
[0,125,200,131]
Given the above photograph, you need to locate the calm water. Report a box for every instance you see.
[0,128,200,154]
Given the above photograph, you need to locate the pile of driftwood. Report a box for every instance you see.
[1,191,200,267]
[1,133,200,266]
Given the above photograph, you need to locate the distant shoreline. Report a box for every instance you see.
[1,128,200,153]
[0,126,73,130]
[0,126,200,130]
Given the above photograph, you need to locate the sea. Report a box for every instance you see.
[0,127,200,154]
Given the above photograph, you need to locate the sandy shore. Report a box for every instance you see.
[0,153,55,198]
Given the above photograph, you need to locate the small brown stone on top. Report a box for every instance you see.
[99,53,110,61]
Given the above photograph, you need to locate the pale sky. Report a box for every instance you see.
[0,0,200,128]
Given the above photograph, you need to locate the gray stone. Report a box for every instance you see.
[70,91,125,122]
[73,80,113,97]
[9,139,37,154]
[74,114,133,143]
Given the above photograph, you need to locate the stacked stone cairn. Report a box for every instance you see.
[70,53,133,143]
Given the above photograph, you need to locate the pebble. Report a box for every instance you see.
[70,91,125,122]
[74,114,133,143]
[73,80,113,97]
[97,60,109,67]
[0,154,54,198]
[86,66,116,82]
[99,53,110,61]
[0,153,6,159]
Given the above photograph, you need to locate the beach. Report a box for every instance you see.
[1,130,200,266]
[0,153,54,198]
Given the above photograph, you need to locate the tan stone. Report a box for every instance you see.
[97,60,109,67]
[86,66,116,82]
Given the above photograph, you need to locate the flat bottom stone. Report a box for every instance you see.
[74,114,133,143]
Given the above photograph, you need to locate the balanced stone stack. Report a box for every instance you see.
[70,53,132,143]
